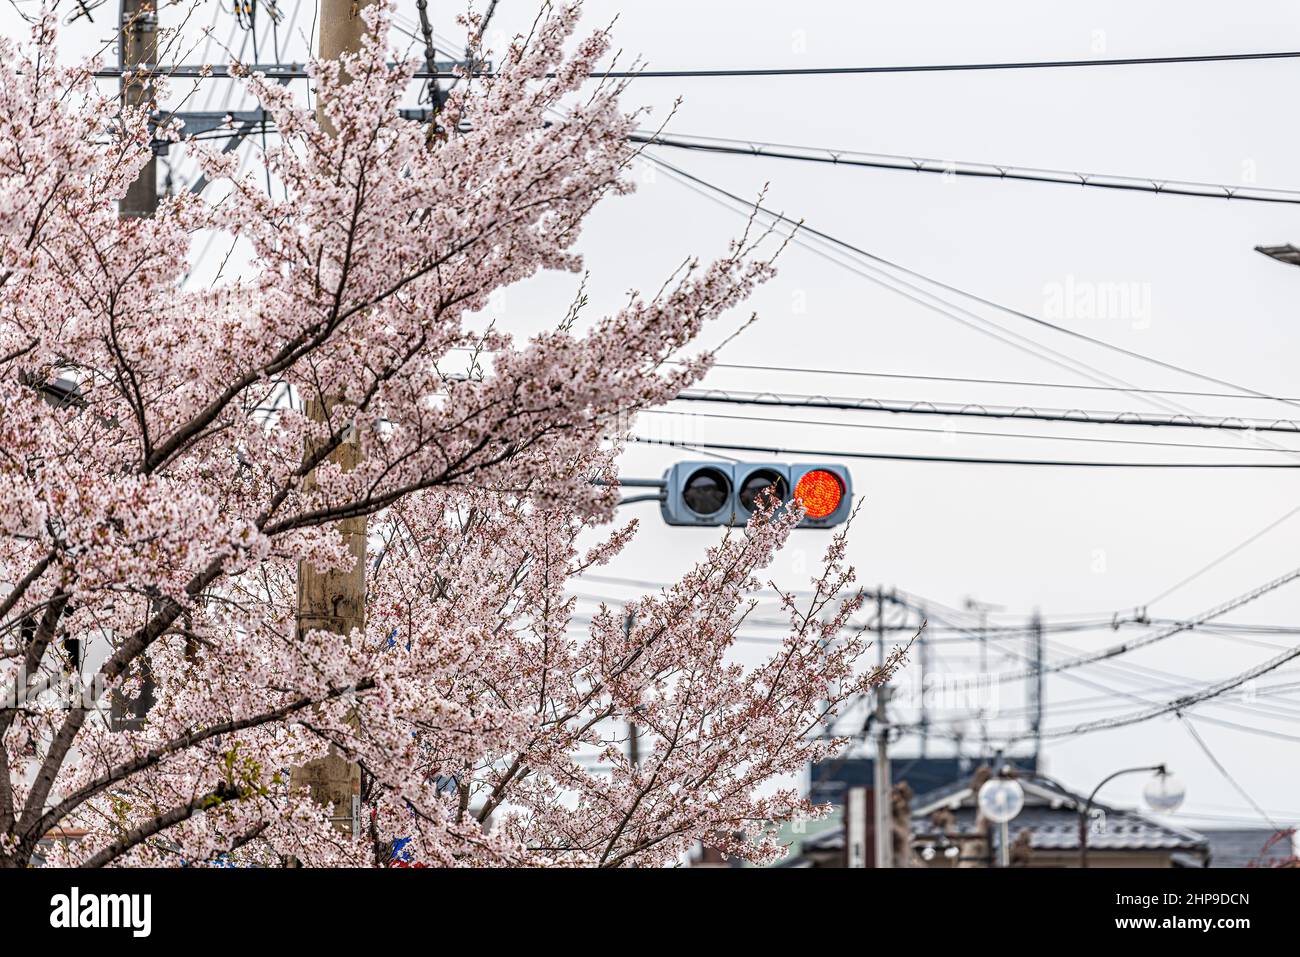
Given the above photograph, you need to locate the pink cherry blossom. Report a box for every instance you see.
[0,3,899,868]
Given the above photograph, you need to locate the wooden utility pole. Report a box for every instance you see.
[287,0,377,840]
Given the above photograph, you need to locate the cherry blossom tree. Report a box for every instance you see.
[0,2,899,868]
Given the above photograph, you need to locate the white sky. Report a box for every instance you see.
[11,0,1300,841]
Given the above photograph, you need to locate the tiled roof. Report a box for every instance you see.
[801,774,1208,855]
[915,776,1206,851]
[924,807,1205,851]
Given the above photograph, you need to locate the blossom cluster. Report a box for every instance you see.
[0,3,894,868]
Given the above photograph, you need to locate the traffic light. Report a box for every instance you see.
[659,462,852,529]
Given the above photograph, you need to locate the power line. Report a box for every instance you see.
[176,100,1300,422]
[648,151,1300,471]
[646,155,1300,413]
[638,407,1300,455]
[632,130,1300,206]
[993,567,1300,684]
[1037,641,1300,740]
[683,361,1300,404]
[1055,644,1300,723]
[977,679,1300,723]
[580,573,1300,743]
[888,588,1300,745]
[581,572,1300,637]
[668,388,1300,434]
[1181,716,1283,831]
[647,155,1199,418]
[1144,503,1300,609]
[178,105,1299,417]
[92,48,1300,81]
[629,434,1300,468]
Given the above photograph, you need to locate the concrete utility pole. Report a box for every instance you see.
[917,603,928,759]
[287,0,377,840]
[1029,611,1043,758]
[109,0,159,732]
[872,589,893,868]
[118,0,157,218]
[845,785,868,868]
[624,612,640,767]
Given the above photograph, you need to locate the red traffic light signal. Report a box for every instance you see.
[659,463,851,528]
[793,469,845,520]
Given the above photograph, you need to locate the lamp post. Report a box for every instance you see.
[1079,764,1185,867]
[977,768,1025,867]
[1255,243,1300,267]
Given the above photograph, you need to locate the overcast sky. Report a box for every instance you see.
[13,0,1300,839]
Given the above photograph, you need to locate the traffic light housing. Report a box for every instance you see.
[659,462,852,529]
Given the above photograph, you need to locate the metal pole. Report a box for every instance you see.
[1079,764,1165,868]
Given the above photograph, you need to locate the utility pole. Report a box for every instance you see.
[965,596,1003,757]
[108,0,159,732]
[286,0,376,840]
[119,0,157,218]
[1029,610,1043,760]
[845,786,868,868]
[872,588,893,868]
[918,603,929,759]
[624,611,639,767]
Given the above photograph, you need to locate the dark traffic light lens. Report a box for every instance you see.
[738,469,788,513]
[681,467,731,515]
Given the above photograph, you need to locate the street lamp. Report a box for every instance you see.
[1079,764,1184,867]
[1142,768,1187,813]
[978,769,1025,867]
[1255,244,1300,267]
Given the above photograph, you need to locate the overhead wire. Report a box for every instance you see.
[1032,641,1300,741]
[667,387,1300,434]
[992,567,1300,684]
[96,47,1300,79]
[1143,504,1300,610]
[631,129,1300,206]
[644,154,1196,418]
[637,407,1300,455]
[645,154,1300,414]
[675,360,1300,405]
[1183,711,1296,833]
[628,434,1300,469]
[884,588,1300,747]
